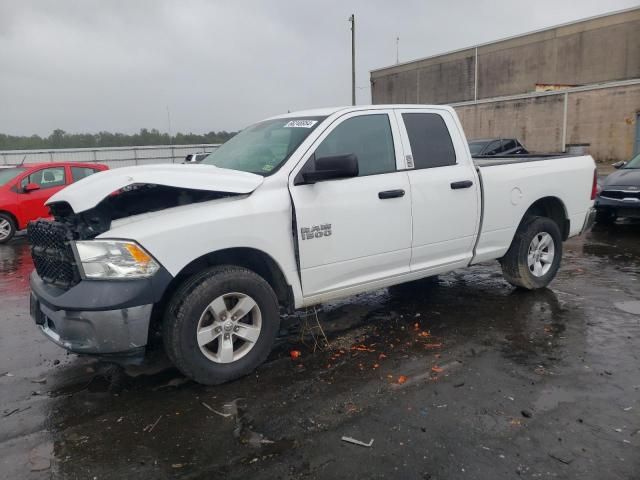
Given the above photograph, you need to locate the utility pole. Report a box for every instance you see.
[166,106,173,145]
[396,36,399,64]
[349,14,355,106]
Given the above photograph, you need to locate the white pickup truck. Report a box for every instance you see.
[28,105,597,384]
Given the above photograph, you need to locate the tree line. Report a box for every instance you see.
[0,128,236,150]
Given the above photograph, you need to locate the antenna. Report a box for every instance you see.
[19,155,26,166]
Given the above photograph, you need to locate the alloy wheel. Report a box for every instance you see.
[527,232,555,277]
[196,292,262,363]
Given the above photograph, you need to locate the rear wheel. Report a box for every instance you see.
[0,214,16,244]
[500,216,562,290]
[163,265,280,385]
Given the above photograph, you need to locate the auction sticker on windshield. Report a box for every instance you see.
[284,120,318,128]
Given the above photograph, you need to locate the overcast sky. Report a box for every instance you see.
[1,0,638,136]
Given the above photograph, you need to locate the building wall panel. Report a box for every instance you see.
[566,84,640,162]
[455,95,565,153]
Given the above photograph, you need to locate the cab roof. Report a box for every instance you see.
[268,104,453,120]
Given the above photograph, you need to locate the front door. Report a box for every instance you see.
[394,108,481,272]
[17,166,68,225]
[289,110,412,299]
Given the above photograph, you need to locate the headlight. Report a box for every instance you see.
[75,240,159,279]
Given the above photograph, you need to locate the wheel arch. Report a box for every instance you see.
[151,247,294,335]
[519,196,569,240]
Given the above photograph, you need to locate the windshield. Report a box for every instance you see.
[623,152,640,169]
[468,142,487,155]
[0,167,25,186]
[202,116,326,175]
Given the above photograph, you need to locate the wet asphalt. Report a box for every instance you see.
[1,223,639,480]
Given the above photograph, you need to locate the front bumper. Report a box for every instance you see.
[30,267,172,357]
[33,297,152,356]
[595,197,640,218]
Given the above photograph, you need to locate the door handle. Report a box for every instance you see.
[378,189,405,199]
[450,180,473,190]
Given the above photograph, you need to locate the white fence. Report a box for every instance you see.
[0,144,221,169]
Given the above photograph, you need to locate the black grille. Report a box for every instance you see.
[600,190,640,200]
[28,220,80,289]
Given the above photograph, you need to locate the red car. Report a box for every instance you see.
[0,162,109,243]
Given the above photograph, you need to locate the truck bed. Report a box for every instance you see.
[471,153,595,265]
[473,154,572,167]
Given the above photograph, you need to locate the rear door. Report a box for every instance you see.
[289,110,412,298]
[70,165,102,183]
[17,166,68,223]
[394,108,480,273]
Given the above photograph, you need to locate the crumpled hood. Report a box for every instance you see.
[601,168,640,188]
[47,163,264,213]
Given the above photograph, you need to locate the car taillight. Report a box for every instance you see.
[591,169,598,200]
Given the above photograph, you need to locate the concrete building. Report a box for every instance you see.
[370,7,640,163]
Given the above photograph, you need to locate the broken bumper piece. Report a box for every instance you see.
[29,267,172,358]
[36,300,152,357]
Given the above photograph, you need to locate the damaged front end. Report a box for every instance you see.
[29,183,232,290]
[28,164,264,361]
[47,183,236,240]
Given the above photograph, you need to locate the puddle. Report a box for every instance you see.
[614,301,640,315]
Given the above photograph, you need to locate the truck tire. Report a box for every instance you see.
[163,265,280,385]
[500,216,562,290]
[0,213,16,244]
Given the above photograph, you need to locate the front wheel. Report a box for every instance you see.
[163,265,280,385]
[500,216,562,290]
[0,214,16,244]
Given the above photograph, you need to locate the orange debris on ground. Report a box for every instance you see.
[397,375,408,385]
[351,344,376,352]
[431,366,444,373]
[290,350,302,360]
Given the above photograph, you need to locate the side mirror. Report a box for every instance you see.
[295,154,359,185]
[23,183,41,193]
[612,161,627,169]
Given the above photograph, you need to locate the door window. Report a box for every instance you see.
[21,167,66,190]
[71,166,100,182]
[314,114,396,176]
[401,113,456,168]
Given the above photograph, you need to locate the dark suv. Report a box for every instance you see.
[595,152,640,224]
[468,138,529,156]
